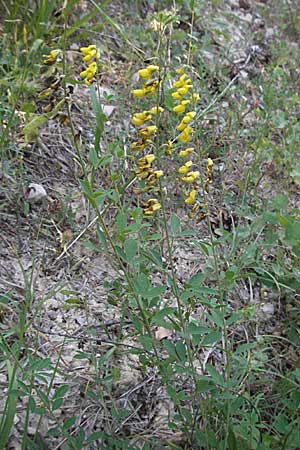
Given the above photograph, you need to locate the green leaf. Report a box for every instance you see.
[163,339,177,358]
[144,285,166,298]
[206,363,224,386]
[20,102,36,113]
[187,323,210,335]
[208,310,224,329]
[271,194,288,210]
[186,272,204,287]
[53,385,69,400]
[228,427,238,450]
[124,239,138,260]
[89,147,99,168]
[285,221,300,242]
[23,99,65,141]
[175,341,187,361]
[170,214,181,234]
[115,212,127,232]
[136,273,150,293]
[89,85,106,152]
[52,398,63,411]
[234,342,257,355]
[96,226,109,251]
[202,331,222,345]
[86,431,106,443]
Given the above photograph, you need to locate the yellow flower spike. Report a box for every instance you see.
[132,88,147,98]
[181,171,200,183]
[185,189,197,205]
[138,125,157,138]
[178,160,193,174]
[43,49,61,65]
[179,147,194,157]
[147,106,164,114]
[138,65,159,80]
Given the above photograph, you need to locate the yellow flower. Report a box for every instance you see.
[172,91,183,100]
[136,169,150,179]
[38,87,54,98]
[179,147,194,157]
[177,111,196,130]
[143,198,161,215]
[147,106,164,114]
[173,100,191,114]
[183,111,196,123]
[207,157,214,168]
[165,140,173,156]
[80,45,96,55]
[144,79,159,94]
[176,67,186,75]
[178,160,193,174]
[147,170,164,185]
[138,154,156,169]
[131,111,152,126]
[132,88,147,98]
[191,93,200,101]
[80,45,100,62]
[173,74,188,89]
[177,85,192,96]
[43,49,61,65]
[153,169,163,178]
[178,126,193,143]
[80,61,97,85]
[181,171,200,183]
[177,121,188,131]
[185,189,197,204]
[138,65,159,80]
[131,141,147,151]
[139,125,157,138]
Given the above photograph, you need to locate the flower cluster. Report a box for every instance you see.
[79,45,100,86]
[171,68,200,207]
[131,65,164,215]
[132,65,160,98]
